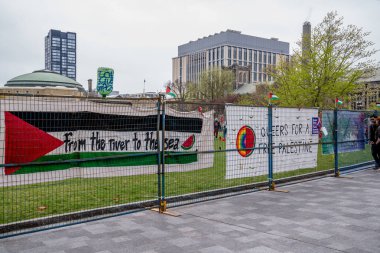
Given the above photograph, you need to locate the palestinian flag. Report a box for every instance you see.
[268,93,279,100]
[335,98,343,105]
[376,102,380,107]
[166,86,176,98]
[3,110,204,175]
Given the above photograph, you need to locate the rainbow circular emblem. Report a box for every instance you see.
[236,125,255,157]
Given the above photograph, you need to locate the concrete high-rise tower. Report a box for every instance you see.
[45,29,77,80]
[302,22,311,59]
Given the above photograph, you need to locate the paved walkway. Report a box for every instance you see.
[1,169,380,253]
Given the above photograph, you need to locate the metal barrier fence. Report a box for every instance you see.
[0,94,374,238]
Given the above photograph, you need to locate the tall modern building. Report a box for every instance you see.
[302,22,311,60]
[45,29,77,80]
[172,30,289,87]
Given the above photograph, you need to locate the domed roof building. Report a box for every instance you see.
[1,70,85,96]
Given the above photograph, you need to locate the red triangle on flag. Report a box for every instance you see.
[4,112,64,175]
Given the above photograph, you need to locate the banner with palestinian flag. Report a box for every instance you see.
[0,97,213,186]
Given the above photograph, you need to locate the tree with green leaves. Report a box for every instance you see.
[196,68,235,101]
[268,11,378,109]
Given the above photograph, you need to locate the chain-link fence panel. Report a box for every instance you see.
[271,107,332,183]
[0,94,160,237]
[164,102,268,207]
[337,110,372,170]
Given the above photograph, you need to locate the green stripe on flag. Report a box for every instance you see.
[270,95,279,100]
[13,152,197,175]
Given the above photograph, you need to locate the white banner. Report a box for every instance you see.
[0,97,214,186]
[226,105,319,179]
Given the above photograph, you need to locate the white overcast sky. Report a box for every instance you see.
[0,0,379,94]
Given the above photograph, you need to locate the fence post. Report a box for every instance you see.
[334,108,339,177]
[156,96,162,208]
[268,104,274,190]
[160,95,167,212]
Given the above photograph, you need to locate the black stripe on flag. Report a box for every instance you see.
[8,111,203,133]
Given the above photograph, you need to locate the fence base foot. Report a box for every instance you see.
[332,171,353,179]
[268,182,289,193]
[150,200,181,217]
[150,208,181,217]
[332,175,354,179]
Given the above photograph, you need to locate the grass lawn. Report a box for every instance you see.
[0,138,373,225]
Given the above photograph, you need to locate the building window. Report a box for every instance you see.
[233,47,237,60]
[259,51,262,63]
[263,52,267,63]
[228,46,231,59]
[254,51,257,62]
[244,49,247,61]
[268,53,272,64]
[254,63,257,72]
[253,72,257,81]
[258,73,262,82]
[238,48,242,60]
[221,46,224,59]
[67,39,76,49]
[249,49,252,62]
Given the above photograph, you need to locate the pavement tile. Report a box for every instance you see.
[199,245,234,253]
